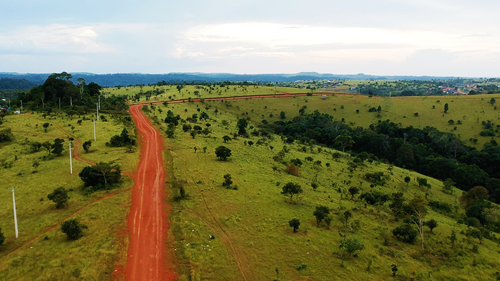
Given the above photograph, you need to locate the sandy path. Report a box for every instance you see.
[125,105,176,281]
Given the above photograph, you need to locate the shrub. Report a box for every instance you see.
[215,146,231,161]
[393,224,418,244]
[61,219,85,240]
[47,187,69,209]
[79,162,121,192]
[339,237,365,257]
[107,128,136,147]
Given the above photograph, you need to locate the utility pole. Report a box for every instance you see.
[9,187,19,238]
[93,119,96,141]
[20,100,22,113]
[96,103,99,121]
[69,141,73,174]
[98,95,101,110]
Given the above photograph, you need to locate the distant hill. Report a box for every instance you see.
[0,78,39,90]
[0,72,473,88]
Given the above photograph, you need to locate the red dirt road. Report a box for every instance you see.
[125,105,176,281]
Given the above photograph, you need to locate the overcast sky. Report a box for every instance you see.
[1,0,499,76]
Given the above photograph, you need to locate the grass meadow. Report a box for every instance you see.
[146,98,500,281]
[0,111,138,280]
[222,93,500,149]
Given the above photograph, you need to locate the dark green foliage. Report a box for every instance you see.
[444,103,449,113]
[280,111,286,119]
[166,127,175,138]
[289,218,300,233]
[222,174,233,187]
[47,187,69,209]
[393,223,418,244]
[390,192,406,219]
[164,110,179,126]
[343,210,352,227]
[0,226,4,246]
[282,182,303,204]
[237,118,248,135]
[222,135,232,142]
[82,140,92,153]
[290,158,303,167]
[79,162,121,193]
[215,146,231,161]
[348,186,359,199]
[182,124,192,132]
[0,128,13,143]
[313,205,330,225]
[43,123,50,132]
[108,128,136,147]
[360,191,390,205]
[339,237,365,257]
[425,219,438,233]
[404,176,411,185]
[30,141,42,152]
[61,219,84,240]
[51,138,64,156]
[365,172,388,186]
[428,200,453,213]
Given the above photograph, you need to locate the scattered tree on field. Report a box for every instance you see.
[425,219,438,233]
[82,140,92,153]
[393,223,418,244]
[222,135,232,142]
[61,219,85,240]
[343,210,352,227]
[404,176,411,185]
[47,187,69,209]
[339,237,365,258]
[348,186,359,199]
[280,111,286,119]
[237,118,248,135]
[444,103,449,113]
[289,218,300,233]
[313,205,330,225]
[282,183,303,204]
[51,138,64,156]
[222,174,233,187]
[43,123,50,132]
[79,162,121,192]
[215,146,231,161]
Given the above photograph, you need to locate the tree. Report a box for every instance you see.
[222,135,232,142]
[425,219,438,233]
[280,111,286,119]
[82,140,92,153]
[404,176,411,185]
[460,186,489,210]
[417,177,430,189]
[442,178,455,194]
[289,218,300,233]
[444,103,449,113]
[339,238,365,258]
[215,146,231,161]
[313,205,330,225]
[348,186,359,199]
[182,124,192,132]
[43,122,50,132]
[79,162,121,192]
[190,130,197,139]
[30,141,42,152]
[334,135,354,152]
[393,223,418,244]
[47,187,69,209]
[61,219,84,240]
[343,210,352,227]
[0,226,4,246]
[51,138,64,156]
[237,118,248,135]
[222,174,233,187]
[282,183,303,204]
[408,197,427,251]
[389,192,406,220]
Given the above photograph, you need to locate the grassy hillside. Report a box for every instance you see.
[0,111,138,280]
[221,93,500,149]
[145,99,500,281]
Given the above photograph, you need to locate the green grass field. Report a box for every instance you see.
[0,111,138,280]
[221,93,500,148]
[146,99,500,281]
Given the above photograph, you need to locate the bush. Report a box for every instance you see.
[360,191,390,205]
[61,219,85,240]
[47,187,69,209]
[215,146,231,161]
[393,224,418,244]
[428,200,453,213]
[284,164,300,177]
[107,128,136,147]
[79,162,121,192]
[339,237,365,257]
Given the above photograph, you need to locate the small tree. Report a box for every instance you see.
[222,135,232,142]
[282,183,303,204]
[393,223,418,244]
[425,219,438,233]
[215,146,232,161]
[61,219,84,240]
[289,218,300,233]
[51,138,65,156]
[82,140,92,153]
[343,210,352,227]
[32,161,40,172]
[404,176,411,185]
[339,238,365,258]
[43,122,50,132]
[442,178,455,194]
[313,205,330,225]
[444,103,449,113]
[222,174,233,187]
[348,186,359,200]
[237,118,248,135]
[47,187,69,209]
[280,111,286,119]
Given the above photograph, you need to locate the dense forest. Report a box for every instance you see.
[13,72,128,114]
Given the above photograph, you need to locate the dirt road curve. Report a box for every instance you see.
[125,105,176,281]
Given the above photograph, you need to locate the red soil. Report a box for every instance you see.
[125,105,176,281]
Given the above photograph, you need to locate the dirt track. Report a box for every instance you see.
[125,105,176,281]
